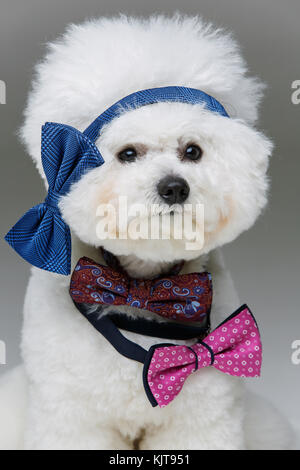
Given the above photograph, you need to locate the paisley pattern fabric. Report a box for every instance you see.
[70,256,212,322]
[143,305,262,407]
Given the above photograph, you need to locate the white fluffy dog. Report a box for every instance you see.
[0,14,293,450]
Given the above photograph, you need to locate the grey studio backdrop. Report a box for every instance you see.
[0,0,299,439]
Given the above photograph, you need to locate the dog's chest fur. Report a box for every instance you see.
[21,241,241,430]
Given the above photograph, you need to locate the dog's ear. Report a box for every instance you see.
[204,117,273,250]
[235,122,272,177]
[231,119,273,218]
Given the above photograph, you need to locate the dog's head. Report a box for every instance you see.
[21,15,272,265]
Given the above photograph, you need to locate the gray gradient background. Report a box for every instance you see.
[0,0,299,441]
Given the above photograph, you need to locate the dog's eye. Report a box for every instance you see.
[183,144,203,161]
[117,147,137,162]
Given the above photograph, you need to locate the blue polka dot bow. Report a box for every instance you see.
[5,86,229,275]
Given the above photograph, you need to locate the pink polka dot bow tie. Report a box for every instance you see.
[143,305,262,407]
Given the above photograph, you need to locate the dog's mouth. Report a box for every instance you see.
[156,208,175,217]
[150,204,184,216]
[94,198,206,254]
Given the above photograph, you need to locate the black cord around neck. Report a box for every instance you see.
[73,302,209,364]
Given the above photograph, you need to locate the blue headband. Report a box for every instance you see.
[5,86,229,275]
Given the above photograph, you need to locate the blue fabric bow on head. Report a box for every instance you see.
[5,86,229,275]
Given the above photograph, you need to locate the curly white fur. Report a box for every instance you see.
[0,13,293,450]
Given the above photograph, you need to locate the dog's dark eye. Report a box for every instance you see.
[117,147,137,162]
[183,144,203,161]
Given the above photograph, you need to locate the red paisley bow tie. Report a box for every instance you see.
[70,256,212,322]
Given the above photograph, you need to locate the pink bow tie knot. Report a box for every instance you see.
[143,306,262,407]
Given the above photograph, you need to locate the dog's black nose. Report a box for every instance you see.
[157,176,190,205]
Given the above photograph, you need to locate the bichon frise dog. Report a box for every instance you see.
[0,14,293,450]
